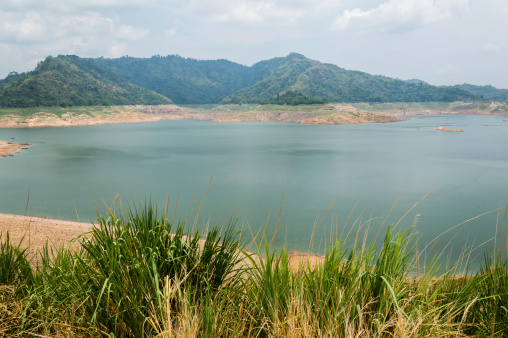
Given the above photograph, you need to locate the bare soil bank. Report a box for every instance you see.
[0,141,31,156]
[0,104,401,128]
[0,105,185,128]
[143,104,401,124]
[1,101,507,129]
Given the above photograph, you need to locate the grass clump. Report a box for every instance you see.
[0,201,508,337]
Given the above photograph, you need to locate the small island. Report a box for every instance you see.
[434,127,464,132]
[0,140,31,157]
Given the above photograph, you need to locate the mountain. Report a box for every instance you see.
[223,53,477,104]
[453,84,508,101]
[88,55,251,104]
[0,55,172,108]
[405,79,427,84]
[1,53,482,107]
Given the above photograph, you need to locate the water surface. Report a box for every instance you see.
[1,115,507,269]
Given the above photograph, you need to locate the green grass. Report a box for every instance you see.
[1,201,507,337]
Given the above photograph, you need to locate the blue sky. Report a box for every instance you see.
[1,0,507,88]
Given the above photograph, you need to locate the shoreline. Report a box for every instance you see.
[0,212,478,276]
[0,102,507,129]
[0,212,320,270]
[0,104,402,128]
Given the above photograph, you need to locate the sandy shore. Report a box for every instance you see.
[0,213,92,259]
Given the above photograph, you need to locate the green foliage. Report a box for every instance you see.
[0,55,172,108]
[225,53,478,104]
[0,233,33,288]
[260,90,324,105]
[24,202,244,336]
[85,52,479,105]
[454,83,508,101]
[1,53,482,107]
[2,201,508,336]
[89,55,252,104]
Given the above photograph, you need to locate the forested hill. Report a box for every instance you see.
[89,53,477,104]
[223,53,476,104]
[0,53,486,107]
[0,55,172,108]
[453,84,508,101]
[88,55,252,104]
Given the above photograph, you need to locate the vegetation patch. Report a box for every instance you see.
[0,56,171,108]
[260,91,324,105]
[1,201,507,337]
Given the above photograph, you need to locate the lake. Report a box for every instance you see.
[1,114,507,270]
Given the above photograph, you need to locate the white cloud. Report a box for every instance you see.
[0,8,151,74]
[1,10,149,45]
[482,43,500,53]
[2,0,157,13]
[2,12,48,44]
[437,64,457,75]
[116,24,150,41]
[110,42,128,57]
[164,29,177,38]
[187,0,308,24]
[332,0,468,33]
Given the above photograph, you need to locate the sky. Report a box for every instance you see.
[1,0,507,88]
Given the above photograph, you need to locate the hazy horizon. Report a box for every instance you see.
[0,1,506,89]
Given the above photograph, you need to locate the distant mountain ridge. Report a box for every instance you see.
[88,55,252,104]
[222,53,477,104]
[2,53,503,108]
[89,52,477,104]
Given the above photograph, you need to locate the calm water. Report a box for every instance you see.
[1,115,507,268]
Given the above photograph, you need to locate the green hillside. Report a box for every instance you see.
[453,84,508,101]
[260,90,324,105]
[88,55,251,104]
[0,55,172,108]
[224,53,477,104]
[0,53,484,107]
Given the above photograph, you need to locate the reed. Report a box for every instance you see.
[0,200,507,337]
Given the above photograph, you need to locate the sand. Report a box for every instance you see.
[0,213,92,258]
[434,127,464,132]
